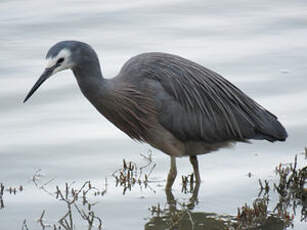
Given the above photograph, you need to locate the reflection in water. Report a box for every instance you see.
[0,183,23,209]
[112,152,158,194]
[273,155,307,223]
[145,188,288,230]
[0,183,4,209]
[1,0,307,228]
[145,155,306,230]
[1,154,306,229]
[25,173,106,230]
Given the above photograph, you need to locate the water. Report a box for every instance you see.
[0,0,306,229]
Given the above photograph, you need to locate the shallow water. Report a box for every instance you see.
[0,0,307,229]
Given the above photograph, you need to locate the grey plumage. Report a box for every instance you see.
[24,41,288,186]
[119,52,287,144]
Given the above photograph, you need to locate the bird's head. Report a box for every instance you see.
[23,40,98,103]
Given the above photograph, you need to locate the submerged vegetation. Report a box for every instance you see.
[230,152,306,230]
[112,151,157,194]
[146,152,307,230]
[20,170,106,230]
[273,155,307,222]
[1,149,306,229]
[0,182,23,209]
[31,171,106,230]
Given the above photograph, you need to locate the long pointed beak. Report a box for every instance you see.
[23,68,54,103]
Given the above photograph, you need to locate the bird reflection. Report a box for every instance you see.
[145,183,291,230]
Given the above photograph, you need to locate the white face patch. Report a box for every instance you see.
[45,49,73,74]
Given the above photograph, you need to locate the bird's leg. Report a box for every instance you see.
[188,182,200,209]
[165,186,177,213]
[166,156,177,190]
[190,155,201,184]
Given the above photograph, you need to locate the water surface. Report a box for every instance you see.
[0,0,307,229]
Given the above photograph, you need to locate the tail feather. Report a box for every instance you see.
[253,110,288,142]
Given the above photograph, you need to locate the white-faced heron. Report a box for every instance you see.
[24,41,288,189]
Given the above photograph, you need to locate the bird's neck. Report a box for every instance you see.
[72,61,111,107]
[72,64,155,142]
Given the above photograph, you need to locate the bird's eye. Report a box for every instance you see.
[57,58,64,64]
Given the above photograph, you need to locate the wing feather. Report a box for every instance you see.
[120,52,288,143]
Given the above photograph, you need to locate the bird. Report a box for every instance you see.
[24,41,288,189]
